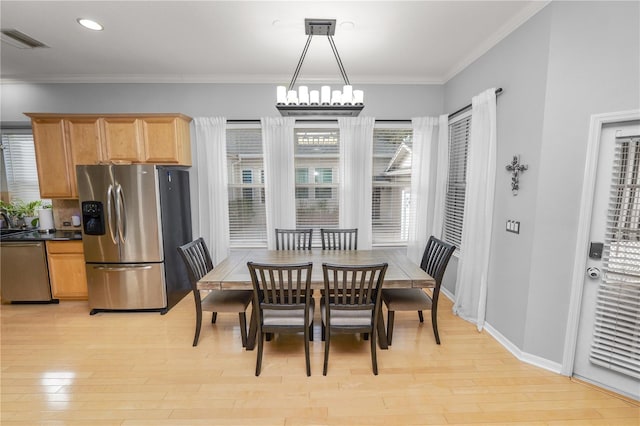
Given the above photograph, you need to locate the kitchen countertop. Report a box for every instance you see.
[0,229,83,242]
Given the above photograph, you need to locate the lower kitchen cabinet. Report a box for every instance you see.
[46,241,88,300]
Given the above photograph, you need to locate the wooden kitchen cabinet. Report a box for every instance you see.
[30,117,75,198]
[101,116,144,162]
[46,240,88,300]
[66,117,103,198]
[26,113,192,198]
[141,116,191,164]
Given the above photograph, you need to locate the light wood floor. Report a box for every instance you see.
[1,293,638,425]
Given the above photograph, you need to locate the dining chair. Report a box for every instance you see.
[321,262,388,375]
[247,261,314,376]
[381,236,455,345]
[275,228,313,250]
[320,228,358,250]
[178,238,252,347]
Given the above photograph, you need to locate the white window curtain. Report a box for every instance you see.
[432,114,450,239]
[406,116,438,264]
[262,117,296,249]
[191,117,230,265]
[453,88,497,331]
[338,117,375,249]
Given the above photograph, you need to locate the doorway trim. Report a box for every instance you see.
[562,109,640,375]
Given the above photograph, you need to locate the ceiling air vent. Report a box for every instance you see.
[0,29,48,49]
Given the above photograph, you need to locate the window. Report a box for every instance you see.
[241,169,253,200]
[372,126,413,245]
[1,130,42,203]
[294,128,339,245]
[443,112,471,250]
[226,127,267,247]
[295,168,309,199]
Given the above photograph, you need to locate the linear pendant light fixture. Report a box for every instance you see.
[276,19,363,117]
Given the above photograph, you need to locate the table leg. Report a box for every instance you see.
[377,309,388,350]
[245,299,258,350]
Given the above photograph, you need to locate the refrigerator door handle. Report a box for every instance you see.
[106,184,118,244]
[115,183,127,243]
[92,265,154,272]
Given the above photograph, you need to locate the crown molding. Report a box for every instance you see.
[443,1,551,83]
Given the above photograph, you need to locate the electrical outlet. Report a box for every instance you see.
[506,220,520,234]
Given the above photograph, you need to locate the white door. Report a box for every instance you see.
[573,119,640,399]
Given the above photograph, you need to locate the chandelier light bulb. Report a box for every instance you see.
[276,86,287,105]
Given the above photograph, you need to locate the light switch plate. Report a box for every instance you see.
[506,220,520,234]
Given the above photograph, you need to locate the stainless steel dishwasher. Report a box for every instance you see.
[1,241,57,303]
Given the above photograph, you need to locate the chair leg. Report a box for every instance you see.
[323,327,330,376]
[386,311,395,346]
[363,333,369,340]
[212,312,217,323]
[309,320,314,342]
[321,322,326,341]
[304,325,311,377]
[370,326,378,375]
[432,307,440,345]
[193,298,203,347]
[417,311,424,323]
[266,333,272,341]
[255,330,264,376]
[238,312,248,347]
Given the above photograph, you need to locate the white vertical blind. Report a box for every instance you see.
[372,127,413,245]
[294,128,339,247]
[590,135,640,379]
[1,132,42,202]
[443,113,471,250]
[226,127,267,247]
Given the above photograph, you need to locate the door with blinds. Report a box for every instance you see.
[573,120,640,399]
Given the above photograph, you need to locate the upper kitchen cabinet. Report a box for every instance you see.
[102,115,192,164]
[29,116,75,198]
[101,116,144,162]
[141,116,191,165]
[26,113,192,199]
[66,117,104,197]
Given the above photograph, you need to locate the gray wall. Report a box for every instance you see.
[443,1,640,362]
[0,83,443,123]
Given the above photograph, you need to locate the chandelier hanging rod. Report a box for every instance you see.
[287,19,351,90]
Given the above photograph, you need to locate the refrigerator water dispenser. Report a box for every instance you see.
[82,201,105,235]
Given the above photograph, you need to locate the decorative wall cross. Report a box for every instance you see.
[505,155,528,195]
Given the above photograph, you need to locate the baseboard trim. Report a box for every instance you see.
[439,290,563,375]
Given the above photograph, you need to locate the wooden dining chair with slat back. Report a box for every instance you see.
[247,261,314,376]
[320,228,358,250]
[381,236,455,345]
[178,238,253,347]
[275,228,313,250]
[321,262,388,375]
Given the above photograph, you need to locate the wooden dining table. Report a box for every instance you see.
[197,248,435,350]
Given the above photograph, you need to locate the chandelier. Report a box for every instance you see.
[276,19,364,117]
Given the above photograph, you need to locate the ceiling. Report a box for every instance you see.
[0,1,548,85]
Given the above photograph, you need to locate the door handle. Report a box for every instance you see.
[106,184,118,244]
[115,184,126,243]
[93,265,153,272]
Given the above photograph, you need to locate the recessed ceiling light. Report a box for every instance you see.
[77,18,103,31]
[340,21,355,31]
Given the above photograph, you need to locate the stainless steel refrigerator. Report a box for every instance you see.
[76,164,192,314]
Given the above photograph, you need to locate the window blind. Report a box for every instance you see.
[294,129,339,246]
[590,135,640,379]
[226,128,267,247]
[372,127,413,245]
[443,114,471,250]
[1,132,42,202]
